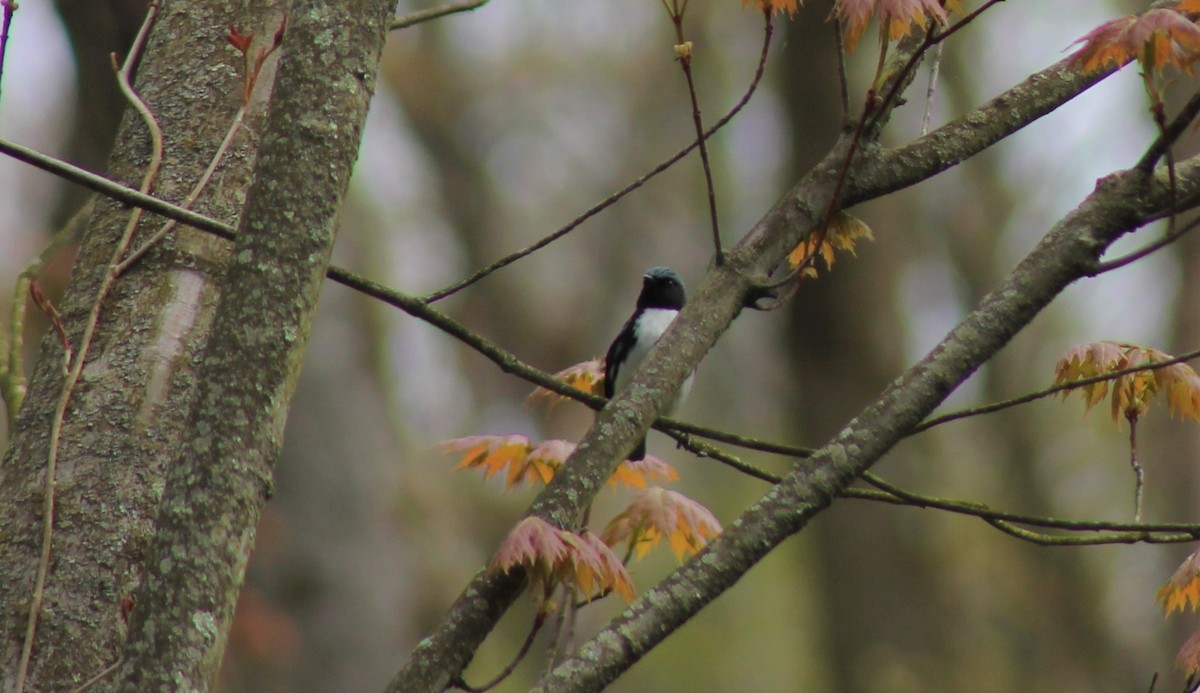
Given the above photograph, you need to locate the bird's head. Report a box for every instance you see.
[638,266,686,310]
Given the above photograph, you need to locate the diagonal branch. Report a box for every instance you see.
[532,154,1200,693]
[388,37,1144,693]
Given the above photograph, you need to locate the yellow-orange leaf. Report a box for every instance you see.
[1159,549,1200,615]
[608,456,680,489]
[741,0,800,17]
[438,435,569,490]
[526,358,605,408]
[1054,341,1200,424]
[602,487,722,561]
[786,211,874,273]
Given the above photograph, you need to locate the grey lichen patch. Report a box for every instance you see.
[191,609,218,646]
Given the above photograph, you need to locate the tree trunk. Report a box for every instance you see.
[0,0,393,689]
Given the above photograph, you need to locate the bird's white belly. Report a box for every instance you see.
[616,308,691,414]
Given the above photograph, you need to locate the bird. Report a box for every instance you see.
[604,266,693,461]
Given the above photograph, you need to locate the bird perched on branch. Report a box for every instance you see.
[604,266,693,461]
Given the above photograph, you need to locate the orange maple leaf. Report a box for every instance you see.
[602,487,722,561]
[438,434,678,490]
[742,0,801,17]
[526,358,605,408]
[1069,10,1200,74]
[1054,342,1200,424]
[1159,549,1200,615]
[834,0,949,52]
[492,517,634,603]
[787,211,874,273]
[608,456,680,489]
[437,434,567,489]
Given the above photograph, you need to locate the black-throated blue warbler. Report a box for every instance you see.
[604,267,693,461]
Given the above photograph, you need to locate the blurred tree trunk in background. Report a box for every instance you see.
[49,0,146,226]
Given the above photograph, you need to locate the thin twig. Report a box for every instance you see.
[832,15,851,124]
[422,12,776,302]
[390,0,489,31]
[1,200,93,427]
[69,657,122,693]
[911,346,1200,434]
[1129,413,1144,522]
[667,3,737,265]
[920,42,943,136]
[1138,86,1200,172]
[855,472,1200,539]
[451,613,545,692]
[0,136,235,241]
[116,104,247,274]
[0,0,17,114]
[1089,215,1200,275]
[866,0,1007,134]
[14,6,161,691]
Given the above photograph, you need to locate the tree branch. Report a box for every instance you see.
[529,156,1200,691]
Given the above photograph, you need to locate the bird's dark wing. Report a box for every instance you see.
[604,313,639,399]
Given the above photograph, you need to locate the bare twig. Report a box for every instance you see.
[116,104,246,274]
[1,200,93,427]
[0,136,234,240]
[451,613,545,692]
[921,43,943,136]
[855,472,1200,542]
[422,12,776,302]
[0,0,16,113]
[69,657,122,693]
[1129,413,1144,522]
[390,0,489,31]
[14,6,161,691]
[911,346,1200,434]
[1090,215,1200,275]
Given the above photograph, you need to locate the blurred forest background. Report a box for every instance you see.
[2,0,1198,691]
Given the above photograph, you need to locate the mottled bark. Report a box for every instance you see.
[0,1,276,689]
[105,0,395,689]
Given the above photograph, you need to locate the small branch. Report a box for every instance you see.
[866,0,1008,134]
[1089,215,1200,275]
[69,658,122,693]
[1129,413,1144,523]
[451,612,545,692]
[422,13,775,302]
[910,346,1200,434]
[116,104,248,274]
[390,0,489,31]
[1138,86,1200,172]
[920,42,943,136]
[1,200,93,427]
[0,136,235,241]
[668,5,734,265]
[0,0,17,114]
[832,15,850,124]
[854,472,1200,541]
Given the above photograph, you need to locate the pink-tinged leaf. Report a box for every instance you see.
[602,487,722,561]
[492,516,571,574]
[1177,630,1200,677]
[1070,10,1200,73]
